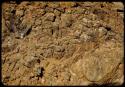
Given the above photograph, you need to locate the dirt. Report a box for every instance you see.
[1,1,124,86]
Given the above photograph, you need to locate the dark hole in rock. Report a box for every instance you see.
[11,10,16,14]
[4,75,10,80]
[117,9,124,12]
[15,37,20,39]
[52,29,54,35]
[9,28,14,33]
[40,53,43,56]
[37,59,41,63]
[26,28,32,36]
[105,27,111,31]
[101,5,104,8]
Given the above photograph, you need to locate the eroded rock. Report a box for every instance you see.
[2,1,124,86]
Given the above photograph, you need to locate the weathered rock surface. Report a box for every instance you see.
[2,1,124,86]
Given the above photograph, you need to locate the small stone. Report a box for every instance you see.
[113,2,124,10]
[20,33,24,39]
[74,30,82,38]
[30,72,34,78]
[44,13,55,22]
[23,56,39,68]
[60,14,72,28]
[80,33,91,42]
[34,65,44,77]
[19,24,32,38]
[60,2,77,8]
[56,8,65,13]
[82,18,88,23]
[70,39,81,44]
[54,9,61,16]
[20,1,31,6]
[36,67,42,76]
[43,48,53,58]
[45,7,54,13]
[16,10,24,17]
[35,19,42,26]
[55,46,65,52]
[53,51,64,59]
[93,21,101,27]
[40,9,45,15]
[98,27,107,37]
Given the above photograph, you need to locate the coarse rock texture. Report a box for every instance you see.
[1,1,124,86]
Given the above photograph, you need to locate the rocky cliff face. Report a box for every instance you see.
[2,1,124,86]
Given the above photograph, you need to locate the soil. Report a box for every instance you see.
[1,1,124,86]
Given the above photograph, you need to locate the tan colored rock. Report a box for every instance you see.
[2,1,124,86]
[47,2,60,8]
[60,14,72,28]
[60,2,77,8]
[113,2,124,10]
[81,41,122,82]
